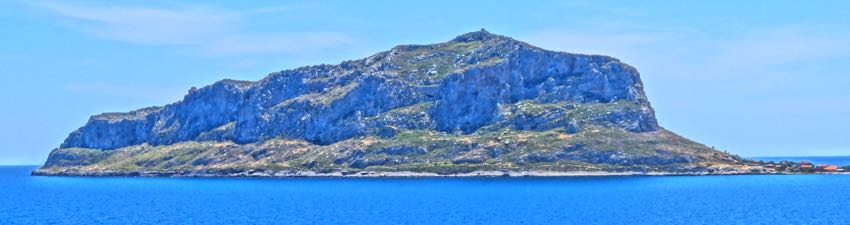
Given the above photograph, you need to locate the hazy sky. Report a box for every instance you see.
[1,0,849,165]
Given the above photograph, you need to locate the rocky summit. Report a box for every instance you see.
[35,30,750,177]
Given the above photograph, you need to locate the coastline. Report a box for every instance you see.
[33,168,841,178]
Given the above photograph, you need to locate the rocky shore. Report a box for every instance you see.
[32,167,785,178]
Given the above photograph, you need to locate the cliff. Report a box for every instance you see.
[36,30,748,177]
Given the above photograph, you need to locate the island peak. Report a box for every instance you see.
[37,31,750,177]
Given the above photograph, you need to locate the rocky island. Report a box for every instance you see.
[34,30,761,177]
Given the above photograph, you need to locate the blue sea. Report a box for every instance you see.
[2,165,849,224]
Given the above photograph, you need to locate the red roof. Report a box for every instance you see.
[824,166,839,171]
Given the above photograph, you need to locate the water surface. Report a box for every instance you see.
[2,166,849,224]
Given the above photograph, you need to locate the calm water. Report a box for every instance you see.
[2,166,849,224]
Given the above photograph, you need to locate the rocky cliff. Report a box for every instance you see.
[37,30,746,176]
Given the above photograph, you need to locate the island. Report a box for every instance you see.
[32,30,840,177]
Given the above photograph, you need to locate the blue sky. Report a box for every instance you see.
[1,0,849,165]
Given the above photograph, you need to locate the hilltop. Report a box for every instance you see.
[34,30,752,177]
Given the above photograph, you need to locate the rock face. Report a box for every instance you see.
[40,30,743,176]
[62,30,655,149]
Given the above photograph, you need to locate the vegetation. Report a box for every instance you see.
[41,124,735,174]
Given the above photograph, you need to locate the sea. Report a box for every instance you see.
[1,163,849,224]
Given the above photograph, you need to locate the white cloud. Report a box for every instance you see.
[249,4,313,14]
[32,1,354,56]
[36,1,236,45]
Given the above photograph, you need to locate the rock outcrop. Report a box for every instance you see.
[38,30,743,176]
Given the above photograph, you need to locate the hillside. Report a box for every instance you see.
[34,30,750,177]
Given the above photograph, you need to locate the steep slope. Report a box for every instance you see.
[36,30,748,176]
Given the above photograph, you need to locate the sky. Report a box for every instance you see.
[1,0,849,165]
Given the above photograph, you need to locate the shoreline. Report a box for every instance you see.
[32,169,845,178]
